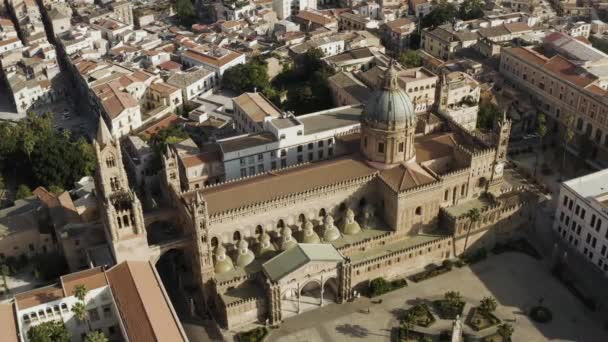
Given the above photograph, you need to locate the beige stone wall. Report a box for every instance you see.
[350,237,452,288]
[207,179,379,251]
[0,229,54,260]
[223,297,267,329]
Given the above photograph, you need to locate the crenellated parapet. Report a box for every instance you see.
[206,173,377,222]
[350,236,452,269]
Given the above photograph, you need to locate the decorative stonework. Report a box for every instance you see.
[236,239,255,268]
[301,221,321,244]
[214,245,234,273]
[322,215,341,242]
[342,209,361,235]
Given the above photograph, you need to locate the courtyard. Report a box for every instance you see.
[257,252,608,342]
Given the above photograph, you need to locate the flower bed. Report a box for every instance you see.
[369,277,407,297]
[529,306,552,323]
[468,307,501,331]
[237,327,268,342]
[404,304,436,327]
[409,261,453,283]
[433,300,465,320]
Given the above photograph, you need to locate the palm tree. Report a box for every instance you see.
[560,113,575,178]
[85,331,109,342]
[74,284,87,301]
[72,284,91,331]
[534,113,547,178]
[402,312,415,339]
[462,208,481,254]
[497,323,514,340]
[479,296,497,313]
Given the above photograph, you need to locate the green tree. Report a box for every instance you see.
[85,331,109,342]
[444,291,462,305]
[15,184,32,200]
[480,296,497,313]
[176,0,197,26]
[74,284,87,301]
[458,0,485,20]
[27,321,70,342]
[497,323,514,340]
[421,1,458,28]
[534,113,548,177]
[561,113,575,177]
[222,58,272,95]
[398,50,422,68]
[477,101,501,130]
[462,208,481,253]
[402,312,415,339]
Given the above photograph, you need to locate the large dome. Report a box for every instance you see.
[364,64,416,127]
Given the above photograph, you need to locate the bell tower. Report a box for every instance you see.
[94,117,148,262]
[489,109,511,187]
[190,192,216,307]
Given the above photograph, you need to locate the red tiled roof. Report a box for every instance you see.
[543,55,596,87]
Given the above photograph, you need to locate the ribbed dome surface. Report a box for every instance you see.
[364,64,416,127]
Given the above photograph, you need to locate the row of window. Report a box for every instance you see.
[239,148,335,177]
[561,195,604,233]
[239,139,334,166]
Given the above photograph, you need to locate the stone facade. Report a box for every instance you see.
[93,66,533,330]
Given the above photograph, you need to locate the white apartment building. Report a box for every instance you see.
[272,0,316,19]
[167,67,216,101]
[554,169,608,274]
[438,71,481,131]
[10,262,188,342]
[219,105,361,180]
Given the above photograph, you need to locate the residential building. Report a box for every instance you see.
[381,18,415,52]
[499,46,608,166]
[180,46,246,78]
[438,71,481,130]
[272,0,316,20]
[421,25,478,60]
[554,170,608,274]
[233,92,282,134]
[9,262,188,342]
[167,67,216,101]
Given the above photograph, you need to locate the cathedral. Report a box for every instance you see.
[94,63,533,329]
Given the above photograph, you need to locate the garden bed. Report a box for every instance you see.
[433,299,465,320]
[237,327,268,342]
[409,261,453,283]
[468,307,501,331]
[369,277,407,297]
[397,328,429,342]
[482,334,510,342]
[492,239,542,260]
[404,303,436,327]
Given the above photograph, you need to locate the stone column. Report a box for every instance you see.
[266,279,282,325]
[338,260,352,303]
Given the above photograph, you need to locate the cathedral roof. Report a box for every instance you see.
[262,244,344,282]
[196,156,377,215]
[379,162,436,192]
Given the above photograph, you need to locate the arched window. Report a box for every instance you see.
[233,231,241,241]
[461,184,466,196]
[319,208,327,217]
[106,156,116,168]
[256,225,264,236]
[117,217,122,229]
[415,206,422,215]
[444,189,449,201]
[298,214,306,224]
[276,220,284,229]
[211,237,218,248]
[122,215,129,227]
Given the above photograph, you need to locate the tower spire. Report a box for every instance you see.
[383,59,400,90]
[96,116,113,146]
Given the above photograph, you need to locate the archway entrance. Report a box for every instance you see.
[155,249,190,318]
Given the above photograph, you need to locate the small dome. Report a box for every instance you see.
[322,214,341,242]
[214,245,234,273]
[236,240,255,268]
[280,227,298,251]
[302,223,320,244]
[364,63,416,127]
[258,232,276,257]
[342,209,361,235]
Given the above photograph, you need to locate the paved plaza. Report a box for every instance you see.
[262,252,608,342]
